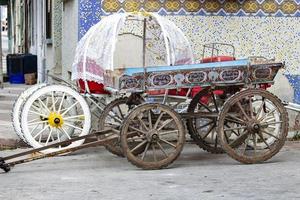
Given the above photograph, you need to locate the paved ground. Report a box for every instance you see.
[0,142,299,200]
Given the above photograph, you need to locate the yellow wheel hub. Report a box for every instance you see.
[48,112,64,128]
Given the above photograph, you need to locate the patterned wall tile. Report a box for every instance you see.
[98,0,300,16]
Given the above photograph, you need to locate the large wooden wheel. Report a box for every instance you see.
[217,88,288,164]
[120,103,185,169]
[187,88,225,154]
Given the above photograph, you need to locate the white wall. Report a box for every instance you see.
[46,45,54,72]
[62,0,78,80]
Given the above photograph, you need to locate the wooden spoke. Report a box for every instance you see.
[141,143,150,161]
[137,116,149,131]
[197,120,214,130]
[128,125,147,135]
[229,130,249,147]
[263,116,276,122]
[224,123,240,136]
[261,129,280,140]
[236,101,250,121]
[152,143,157,162]
[242,135,250,155]
[154,112,165,129]
[214,135,218,148]
[224,125,247,132]
[225,114,245,124]
[258,132,271,150]
[148,110,153,129]
[261,121,283,126]
[117,105,124,119]
[202,123,216,139]
[256,98,265,119]
[248,97,254,119]
[157,119,174,131]
[253,134,257,157]
[159,130,179,136]
[211,93,219,112]
[159,138,176,148]
[258,108,276,122]
[224,131,230,143]
[198,101,212,112]
[126,136,145,143]
[107,111,123,123]
[130,140,147,153]
[157,141,168,158]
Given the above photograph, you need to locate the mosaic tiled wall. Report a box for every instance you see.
[78,0,300,102]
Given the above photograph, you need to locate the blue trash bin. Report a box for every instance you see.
[6,54,37,84]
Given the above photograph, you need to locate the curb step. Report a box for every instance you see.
[0,93,19,98]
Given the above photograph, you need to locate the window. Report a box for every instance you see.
[46,0,52,39]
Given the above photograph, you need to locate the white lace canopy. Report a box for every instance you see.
[72,12,194,87]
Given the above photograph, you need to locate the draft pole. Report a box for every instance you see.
[0,6,3,88]
[142,18,146,90]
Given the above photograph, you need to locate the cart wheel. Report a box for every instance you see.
[12,83,47,144]
[99,97,129,157]
[217,88,288,164]
[99,97,145,157]
[86,96,108,132]
[121,103,185,169]
[21,85,91,154]
[187,88,225,154]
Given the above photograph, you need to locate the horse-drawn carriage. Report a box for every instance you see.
[0,12,288,172]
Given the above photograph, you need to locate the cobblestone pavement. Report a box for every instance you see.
[0,142,299,200]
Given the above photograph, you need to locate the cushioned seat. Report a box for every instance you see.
[201,56,235,63]
[78,79,110,94]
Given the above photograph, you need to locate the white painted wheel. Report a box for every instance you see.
[21,85,91,154]
[12,83,47,143]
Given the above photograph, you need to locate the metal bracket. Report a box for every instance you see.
[0,157,10,173]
